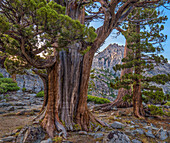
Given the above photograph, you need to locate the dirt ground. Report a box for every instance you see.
[0,115,35,137]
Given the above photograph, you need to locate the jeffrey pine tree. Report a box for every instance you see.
[0,0,169,138]
[110,7,169,118]
[98,6,168,111]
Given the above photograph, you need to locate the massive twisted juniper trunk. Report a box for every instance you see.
[58,44,105,132]
[33,2,105,137]
[33,44,105,138]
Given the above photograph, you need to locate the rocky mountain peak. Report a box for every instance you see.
[92,43,124,74]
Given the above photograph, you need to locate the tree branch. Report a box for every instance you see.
[20,38,56,69]
[91,0,163,52]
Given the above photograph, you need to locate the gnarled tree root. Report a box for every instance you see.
[32,106,67,139]
[31,107,107,140]
[76,109,108,132]
[93,99,132,112]
[15,125,46,143]
[33,107,47,123]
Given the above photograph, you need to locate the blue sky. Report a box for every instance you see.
[162,8,170,62]
[90,8,170,62]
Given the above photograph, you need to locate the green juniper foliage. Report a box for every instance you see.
[4,57,31,75]
[0,73,3,78]
[111,7,169,105]
[0,0,97,71]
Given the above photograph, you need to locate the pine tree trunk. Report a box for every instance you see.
[133,23,145,118]
[133,78,144,118]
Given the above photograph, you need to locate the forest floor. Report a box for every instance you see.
[0,92,169,143]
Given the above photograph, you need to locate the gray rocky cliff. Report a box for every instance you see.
[0,68,43,93]
[92,43,124,76]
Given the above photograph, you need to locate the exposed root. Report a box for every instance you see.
[134,113,145,119]
[16,125,45,143]
[33,107,47,123]
[76,108,107,132]
[40,108,67,138]
[41,112,56,138]
[93,100,132,112]
[55,120,67,139]
[32,106,67,139]
[3,109,39,117]
[88,111,106,127]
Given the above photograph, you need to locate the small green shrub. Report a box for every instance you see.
[0,88,7,93]
[148,105,164,116]
[87,95,110,104]
[0,73,3,78]
[5,94,9,98]
[22,87,26,92]
[0,77,20,93]
[36,91,44,97]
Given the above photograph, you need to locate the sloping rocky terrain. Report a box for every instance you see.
[0,92,169,143]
